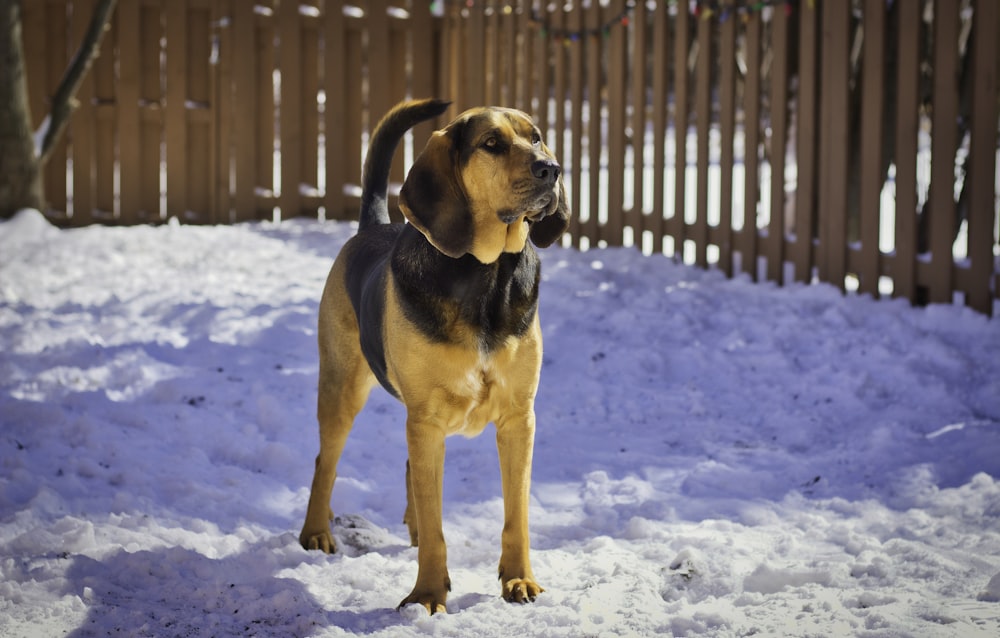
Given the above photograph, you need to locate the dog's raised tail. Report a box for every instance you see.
[359,98,451,231]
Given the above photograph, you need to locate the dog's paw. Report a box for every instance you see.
[299,528,337,554]
[397,576,451,616]
[501,577,544,604]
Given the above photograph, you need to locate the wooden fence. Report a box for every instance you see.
[22,0,443,224]
[22,0,1000,315]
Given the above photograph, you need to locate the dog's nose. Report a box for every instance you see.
[531,159,561,184]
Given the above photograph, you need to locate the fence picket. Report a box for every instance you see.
[694,11,710,268]
[670,3,689,256]
[649,4,668,255]
[740,13,761,279]
[767,6,789,283]
[792,1,819,284]
[966,0,1000,314]
[858,0,885,296]
[717,8,735,276]
[70,0,96,225]
[607,0,627,247]
[117,0,141,223]
[927,0,961,304]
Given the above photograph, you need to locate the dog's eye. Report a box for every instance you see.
[531,132,542,146]
[482,136,502,153]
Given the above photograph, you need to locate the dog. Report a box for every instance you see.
[298,98,570,614]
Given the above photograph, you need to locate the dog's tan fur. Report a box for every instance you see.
[299,100,569,615]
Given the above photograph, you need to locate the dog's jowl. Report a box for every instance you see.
[299,98,570,615]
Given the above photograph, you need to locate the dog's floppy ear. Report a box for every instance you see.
[399,128,472,259]
[529,177,570,248]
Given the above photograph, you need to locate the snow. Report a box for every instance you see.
[2,208,999,637]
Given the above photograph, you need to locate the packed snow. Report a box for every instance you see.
[1,208,999,637]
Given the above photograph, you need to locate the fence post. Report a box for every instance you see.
[925,0,961,304]
[966,0,999,316]
[791,1,819,284]
[857,0,885,296]
[739,12,761,279]
[892,0,920,304]
[670,2,690,258]
[767,4,790,284]
[817,0,850,289]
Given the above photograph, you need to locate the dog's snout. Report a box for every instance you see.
[531,159,561,184]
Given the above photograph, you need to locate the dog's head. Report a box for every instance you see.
[399,106,571,263]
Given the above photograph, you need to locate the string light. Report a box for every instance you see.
[440,1,806,44]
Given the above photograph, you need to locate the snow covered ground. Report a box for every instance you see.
[1,209,999,637]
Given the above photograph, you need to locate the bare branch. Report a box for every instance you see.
[38,0,118,166]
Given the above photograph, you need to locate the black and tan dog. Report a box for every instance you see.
[299,99,570,614]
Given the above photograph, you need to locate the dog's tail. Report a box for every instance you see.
[359,98,451,231]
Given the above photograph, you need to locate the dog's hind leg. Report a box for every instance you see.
[300,289,375,554]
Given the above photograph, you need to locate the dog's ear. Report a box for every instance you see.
[529,177,570,248]
[399,129,472,259]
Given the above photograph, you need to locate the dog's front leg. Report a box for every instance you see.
[397,421,450,615]
[496,411,544,603]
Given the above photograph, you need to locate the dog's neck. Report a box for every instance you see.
[391,224,540,350]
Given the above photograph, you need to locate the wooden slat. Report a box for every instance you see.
[551,3,568,147]
[340,19,365,205]
[517,3,532,114]
[767,3,789,283]
[670,3,689,256]
[858,0,885,295]
[893,0,920,303]
[818,0,849,288]
[230,0,256,220]
[567,4,584,243]
[650,1,668,255]
[94,6,116,218]
[301,9,320,214]
[255,5,275,218]
[323,0,347,219]
[792,1,819,283]
[717,8,736,275]
[278,0,302,218]
[212,0,231,223]
[484,0,497,105]
[344,18,363,195]
[605,0,626,246]
[117,0,141,223]
[165,0,187,219]
[926,0,960,303]
[466,0,486,108]
[501,1,516,106]
[187,3,212,220]
[70,0,96,224]
[410,0,437,155]
[44,2,68,214]
[693,10,710,267]
[629,0,646,242]
[584,0,601,246]
[139,1,161,220]
[740,13,761,278]
[534,4,550,131]
[965,0,999,315]
[388,15,408,203]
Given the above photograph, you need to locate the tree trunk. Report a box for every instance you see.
[0,0,118,220]
[0,0,44,217]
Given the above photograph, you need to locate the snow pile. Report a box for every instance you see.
[2,209,999,637]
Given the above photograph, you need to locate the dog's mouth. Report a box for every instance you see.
[497,190,556,226]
